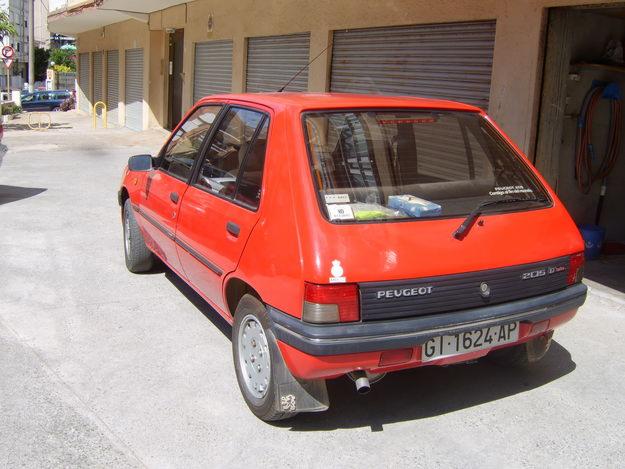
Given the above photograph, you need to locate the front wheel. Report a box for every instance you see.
[232,294,297,421]
[122,199,154,273]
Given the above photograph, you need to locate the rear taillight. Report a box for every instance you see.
[567,252,585,285]
[303,283,360,323]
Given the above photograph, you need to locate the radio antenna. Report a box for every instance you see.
[277,42,332,92]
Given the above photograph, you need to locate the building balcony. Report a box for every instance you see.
[48,0,187,34]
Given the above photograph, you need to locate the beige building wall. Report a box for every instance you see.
[34,0,50,47]
[77,20,151,127]
[74,0,622,148]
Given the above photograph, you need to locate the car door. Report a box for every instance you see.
[49,92,62,110]
[176,106,270,308]
[21,93,35,111]
[36,92,50,111]
[136,104,223,275]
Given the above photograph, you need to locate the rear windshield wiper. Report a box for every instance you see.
[453,197,547,240]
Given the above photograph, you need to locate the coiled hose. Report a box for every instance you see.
[575,82,622,194]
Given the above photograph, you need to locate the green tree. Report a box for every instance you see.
[0,11,17,43]
[35,47,50,81]
[50,48,76,71]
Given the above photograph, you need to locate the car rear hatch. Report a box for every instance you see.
[300,108,585,321]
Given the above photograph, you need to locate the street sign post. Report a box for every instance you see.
[2,46,15,96]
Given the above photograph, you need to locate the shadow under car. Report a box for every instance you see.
[160,264,576,431]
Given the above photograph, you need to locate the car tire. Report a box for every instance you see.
[232,294,297,422]
[122,199,154,273]
[53,107,61,112]
[487,331,553,367]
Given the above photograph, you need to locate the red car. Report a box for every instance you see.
[119,94,587,421]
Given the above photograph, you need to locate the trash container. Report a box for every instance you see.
[579,224,605,260]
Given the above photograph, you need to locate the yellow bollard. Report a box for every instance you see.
[92,101,108,129]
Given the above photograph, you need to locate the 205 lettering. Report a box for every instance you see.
[521,269,546,280]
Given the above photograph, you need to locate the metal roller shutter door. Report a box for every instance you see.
[330,21,496,109]
[246,33,310,92]
[125,48,144,131]
[194,40,233,103]
[92,51,103,115]
[78,53,90,114]
[107,50,119,126]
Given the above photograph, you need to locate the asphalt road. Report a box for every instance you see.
[1,113,624,468]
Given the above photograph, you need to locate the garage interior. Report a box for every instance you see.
[536,3,625,291]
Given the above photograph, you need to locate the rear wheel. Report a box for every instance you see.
[232,294,297,421]
[122,199,154,273]
[487,331,553,367]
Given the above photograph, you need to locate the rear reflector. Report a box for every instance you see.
[567,252,585,285]
[303,283,359,323]
[379,348,413,366]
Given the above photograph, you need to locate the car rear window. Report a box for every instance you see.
[303,110,550,223]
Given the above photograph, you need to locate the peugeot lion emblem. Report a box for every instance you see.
[480,282,491,298]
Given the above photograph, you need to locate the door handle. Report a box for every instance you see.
[170,192,179,204]
[226,221,240,237]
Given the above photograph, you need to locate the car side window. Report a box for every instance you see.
[159,105,222,180]
[196,107,265,200]
[234,120,269,209]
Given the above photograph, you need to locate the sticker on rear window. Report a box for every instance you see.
[324,193,350,204]
[489,185,534,196]
[327,204,354,221]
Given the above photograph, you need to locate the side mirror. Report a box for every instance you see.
[128,154,153,172]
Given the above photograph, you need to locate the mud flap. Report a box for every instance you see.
[275,372,329,414]
[526,330,554,362]
[267,329,329,414]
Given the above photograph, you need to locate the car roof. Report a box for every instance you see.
[197,92,483,113]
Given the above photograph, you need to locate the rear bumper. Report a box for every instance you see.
[268,283,587,357]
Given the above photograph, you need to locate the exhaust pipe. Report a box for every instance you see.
[347,371,387,394]
[351,371,371,394]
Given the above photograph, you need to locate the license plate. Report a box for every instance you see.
[422,322,519,362]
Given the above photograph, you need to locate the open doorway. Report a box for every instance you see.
[167,29,184,130]
[535,4,625,292]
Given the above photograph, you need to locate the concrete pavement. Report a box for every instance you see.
[1,111,624,468]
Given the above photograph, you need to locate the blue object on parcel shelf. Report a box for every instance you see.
[387,195,442,218]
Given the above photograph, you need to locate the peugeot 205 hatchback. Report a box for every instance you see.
[118,94,587,421]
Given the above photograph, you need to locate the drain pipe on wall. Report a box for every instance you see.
[28,0,34,93]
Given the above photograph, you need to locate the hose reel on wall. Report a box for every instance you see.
[574,81,622,224]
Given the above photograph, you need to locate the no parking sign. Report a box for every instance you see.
[2,45,15,68]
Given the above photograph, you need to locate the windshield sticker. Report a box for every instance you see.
[377,117,437,125]
[324,193,351,204]
[329,260,346,283]
[327,204,355,221]
[489,186,534,196]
